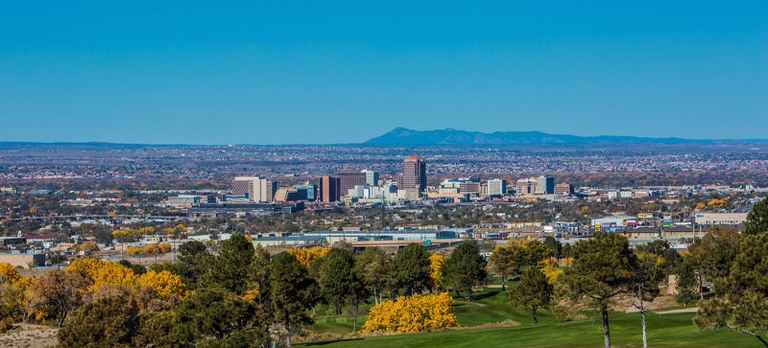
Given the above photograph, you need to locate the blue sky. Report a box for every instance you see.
[1,1,766,144]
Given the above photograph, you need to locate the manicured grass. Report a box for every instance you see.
[302,290,764,347]
[303,312,759,348]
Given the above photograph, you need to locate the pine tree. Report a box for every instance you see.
[394,244,431,296]
[318,248,356,315]
[445,240,487,300]
[695,232,768,347]
[509,267,552,324]
[561,232,635,348]
[270,252,319,347]
[208,234,254,295]
[675,257,698,306]
[744,197,768,236]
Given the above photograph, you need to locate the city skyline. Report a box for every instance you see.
[1,2,766,144]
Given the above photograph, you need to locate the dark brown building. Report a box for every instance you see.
[337,171,367,196]
[319,176,340,203]
[398,154,427,193]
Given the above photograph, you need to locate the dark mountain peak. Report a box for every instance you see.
[364,128,756,145]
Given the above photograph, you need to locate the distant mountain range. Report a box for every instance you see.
[365,127,768,145]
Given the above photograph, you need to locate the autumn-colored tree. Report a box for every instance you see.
[540,264,563,284]
[362,293,458,334]
[0,263,21,284]
[137,270,187,299]
[429,254,446,291]
[0,263,28,331]
[112,227,154,243]
[707,198,727,207]
[287,246,331,268]
[75,241,99,253]
[25,270,89,327]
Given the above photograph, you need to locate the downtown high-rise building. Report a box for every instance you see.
[362,170,379,186]
[487,178,508,196]
[536,176,555,195]
[319,176,340,203]
[337,171,367,196]
[515,177,537,196]
[398,154,427,193]
[232,176,277,202]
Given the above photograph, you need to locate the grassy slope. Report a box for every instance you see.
[302,289,761,348]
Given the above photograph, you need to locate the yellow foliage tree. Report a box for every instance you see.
[0,262,21,284]
[0,262,30,330]
[66,257,135,291]
[362,293,458,334]
[126,243,172,255]
[66,257,106,281]
[163,224,187,235]
[707,198,727,207]
[137,270,186,299]
[429,254,446,291]
[288,246,331,267]
[75,241,99,253]
[65,257,188,301]
[540,264,563,284]
[89,263,136,292]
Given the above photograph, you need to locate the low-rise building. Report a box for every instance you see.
[0,252,45,269]
[694,212,748,225]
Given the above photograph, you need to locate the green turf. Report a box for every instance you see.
[302,290,764,347]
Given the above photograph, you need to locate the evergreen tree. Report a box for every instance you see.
[509,267,552,324]
[675,257,699,306]
[270,252,319,347]
[744,197,768,236]
[543,236,562,262]
[445,240,487,300]
[318,248,356,315]
[695,230,768,347]
[354,247,394,304]
[561,232,635,348]
[250,244,272,308]
[698,226,740,281]
[394,243,431,296]
[208,234,254,295]
[172,288,269,347]
[488,245,516,291]
[58,296,140,347]
[175,240,212,290]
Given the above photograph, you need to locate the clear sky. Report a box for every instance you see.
[1,1,766,144]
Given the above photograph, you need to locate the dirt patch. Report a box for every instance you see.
[0,323,58,348]
[656,307,699,315]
